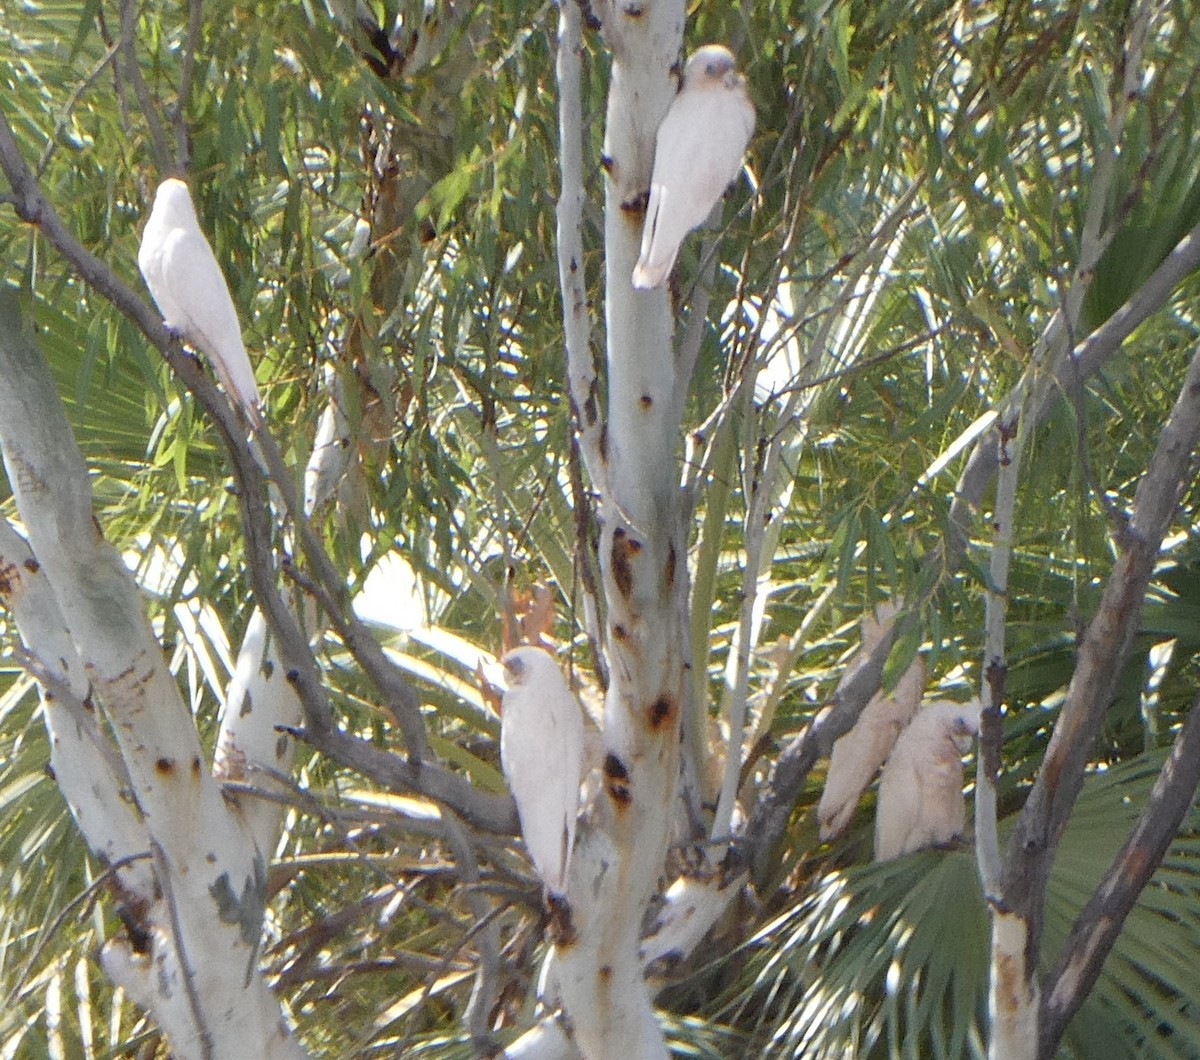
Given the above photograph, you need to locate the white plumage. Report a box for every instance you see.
[500,647,585,898]
[138,178,262,424]
[632,44,755,290]
[874,699,981,862]
[817,609,926,841]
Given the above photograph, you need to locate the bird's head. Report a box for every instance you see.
[501,645,556,689]
[685,44,739,88]
[151,177,198,223]
[917,699,981,755]
[946,701,981,754]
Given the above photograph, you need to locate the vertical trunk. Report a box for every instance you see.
[553,3,688,1057]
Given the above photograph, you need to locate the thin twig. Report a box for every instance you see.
[119,0,174,173]
[177,0,205,168]
[440,809,501,1047]
[1,851,153,1010]
[0,104,334,749]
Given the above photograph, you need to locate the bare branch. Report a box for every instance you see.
[119,0,174,173]
[1039,698,1200,1056]
[293,725,517,837]
[1002,332,1200,988]
[744,209,1200,880]
[440,810,500,1048]
[949,211,1200,570]
[177,0,205,167]
[0,104,334,744]
[975,409,1024,898]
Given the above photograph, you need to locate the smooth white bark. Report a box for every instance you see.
[214,604,305,862]
[0,517,155,902]
[0,293,305,1060]
[551,3,688,1057]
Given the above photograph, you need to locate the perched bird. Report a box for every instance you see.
[632,44,755,290]
[500,647,585,898]
[138,178,263,425]
[817,618,926,841]
[874,700,981,862]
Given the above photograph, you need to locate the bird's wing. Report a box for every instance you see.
[890,655,927,720]
[159,226,261,414]
[874,735,921,861]
[632,89,751,289]
[914,713,970,846]
[549,699,584,892]
[819,688,921,841]
[501,702,561,891]
[501,689,580,896]
[633,181,677,290]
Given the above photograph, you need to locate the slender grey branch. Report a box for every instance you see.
[35,40,124,178]
[1,850,153,1011]
[555,0,607,682]
[293,725,518,837]
[735,606,912,880]
[1002,333,1200,992]
[555,0,602,487]
[119,0,174,173]
[949,214,1200,569]
[1038,696,1200,1057]
[0,104,333,745]
[440,809,500,1047]
[3,99,432,765]
[743,214,1200,879]
[177,0,205,168]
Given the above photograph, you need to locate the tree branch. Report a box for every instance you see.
[949,211,1200,571]
[1002,331,1200,998]
[294,725,517,837]
[0,105,332,745]
[744,210,1200,880]
[1038,697,1200,1056]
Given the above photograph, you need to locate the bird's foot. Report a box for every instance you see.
[546,891,577,947]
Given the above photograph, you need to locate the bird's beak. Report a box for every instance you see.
[950,720,977,755]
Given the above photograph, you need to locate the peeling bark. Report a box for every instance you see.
[988,910,1039,1059]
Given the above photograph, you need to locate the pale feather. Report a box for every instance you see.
[874,700,980,861]
[632,48,755,290]
[818,601,923,840]
[818,656,925,841]
[500,647,585,897]
[138,179,262,421]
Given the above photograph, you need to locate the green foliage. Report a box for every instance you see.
[4,0,1200,1056]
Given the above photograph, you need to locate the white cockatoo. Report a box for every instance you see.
[874,699,981,862]
[500,646,585,899]
[632,44,755,290]
[138,178,263,425]
[818,603,926,841]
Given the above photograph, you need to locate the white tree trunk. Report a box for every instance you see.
[0,293,305,1060]
[551,3,690,1057]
